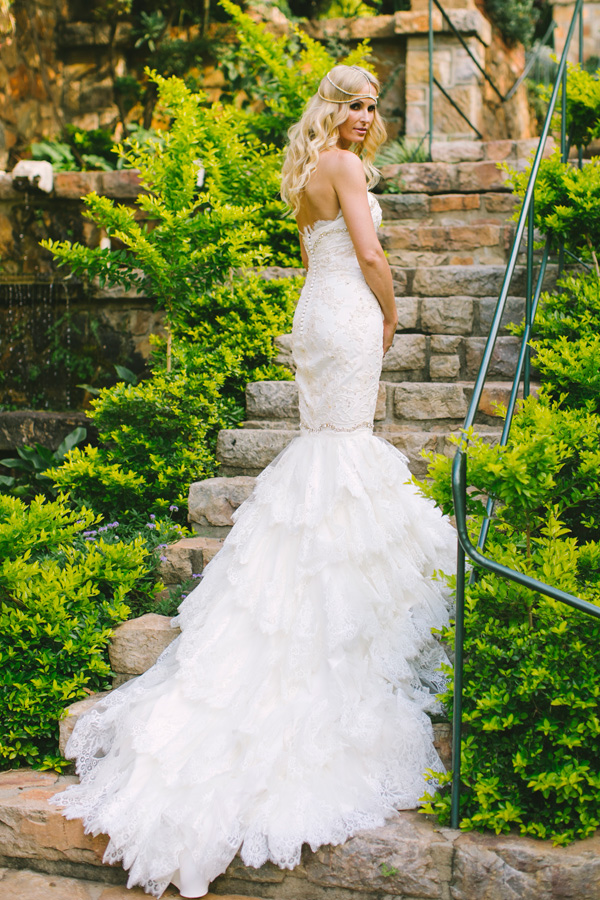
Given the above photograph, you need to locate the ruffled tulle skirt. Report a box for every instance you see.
[51,429,456,898]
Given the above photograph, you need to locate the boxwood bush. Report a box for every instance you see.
[419,270,600,844]
[0,494,156,771]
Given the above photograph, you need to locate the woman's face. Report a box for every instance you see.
[337,96,377,149]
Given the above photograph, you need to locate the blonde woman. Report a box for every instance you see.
[52,66,456,899]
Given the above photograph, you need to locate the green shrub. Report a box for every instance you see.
[483,0,543,48]
[0,427,87,501]
[418,260,600,842]
[421,526,600,845]
[219,0,373,146]
[0,494,155,770]
[504,150,600,276]
[50,363,224,523]
[529,273,600,411]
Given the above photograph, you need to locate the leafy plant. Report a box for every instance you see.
[50,361,224,523]
[376,136,428,166]
[417,211,600,842]
[32,126,119,172]
[483,0,545,49]
[0,427,87,500]
[0,494,154,770]
[504,149,600,276]
[218,0,373,146]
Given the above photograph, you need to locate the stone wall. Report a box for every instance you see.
[551,0,600,64]
[0,0,542,170]
[0,169,161,409]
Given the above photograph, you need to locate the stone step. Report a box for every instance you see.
[379,158,516,195]
[275,333,524,383]
[379,222,514,268]
[216,422,504,480]
[2,767,597,900]
[377,136,555,195]
[428,137,555,164]
[394,294,525,336]
[378,190,518,227]
[0,868,257,900]
[245,379,529,427]
[390,262,558,298]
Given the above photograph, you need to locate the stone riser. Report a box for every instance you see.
[390,262,558,299]
[378,190,517,227]
[216,425,503,480]
[245,379,529,429]
[380,223,515,268]
[276,334,527,386]
[5,768,597,900]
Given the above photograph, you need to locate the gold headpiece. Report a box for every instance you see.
[317,66,379,105]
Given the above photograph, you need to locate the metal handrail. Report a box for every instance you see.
[447,0,600,829]
[427,0,556,154]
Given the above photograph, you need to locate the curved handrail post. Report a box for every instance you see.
[428,0,434,161]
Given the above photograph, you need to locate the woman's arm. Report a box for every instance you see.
[299,234,308,269]
[330,151,397,355]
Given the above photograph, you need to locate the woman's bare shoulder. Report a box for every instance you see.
[319,148,363,174]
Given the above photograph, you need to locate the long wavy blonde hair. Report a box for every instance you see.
[281,65,387,215]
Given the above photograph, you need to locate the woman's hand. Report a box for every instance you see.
[383,318,397,356]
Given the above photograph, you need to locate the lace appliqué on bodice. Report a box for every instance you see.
[292,193,384,435]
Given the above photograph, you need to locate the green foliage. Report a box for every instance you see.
[554,62,600,149]
[483,0,543,48]
[418,262,600,841]
[32,126,118,172]
[0,494,154,770]
[376,136,428,166]
[42,70,299,522]
[531,273,600,412]
[50,363,223,523]
[421,533,600,845]
[218,0,372,146]
[0,427,87,500]
[504,149,600,275]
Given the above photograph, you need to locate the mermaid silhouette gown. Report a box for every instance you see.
[51,191,456,898]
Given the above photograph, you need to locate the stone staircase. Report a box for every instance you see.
[1,139,579,900]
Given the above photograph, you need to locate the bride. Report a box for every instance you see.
[51,64,456,898]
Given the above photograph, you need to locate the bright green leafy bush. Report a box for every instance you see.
[418,223,600,840]
[50,363,223,522]
[504,149,600,277]
[0,494,154,770]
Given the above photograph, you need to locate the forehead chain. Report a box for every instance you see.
[318,67,379,104]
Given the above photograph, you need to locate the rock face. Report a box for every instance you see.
[58,693,111,759]
[0,868,259,900]
[108,614,179,678]
[188,476,256,530]
[3,767,599,899]
[0,410,90,452]
[159,536,224,584]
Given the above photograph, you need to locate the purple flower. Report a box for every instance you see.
[160,555,168,562]
[146,523,157,530]
[98,525,108,532]
[108,521,119,529]
[192,573,203,579]
[150,514,156,520]
[169,505,179,512]
[157,543,167,549]
[84,535,96,541]
[82,530,97,537]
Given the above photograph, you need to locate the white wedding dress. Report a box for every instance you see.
[52,191,456,898]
